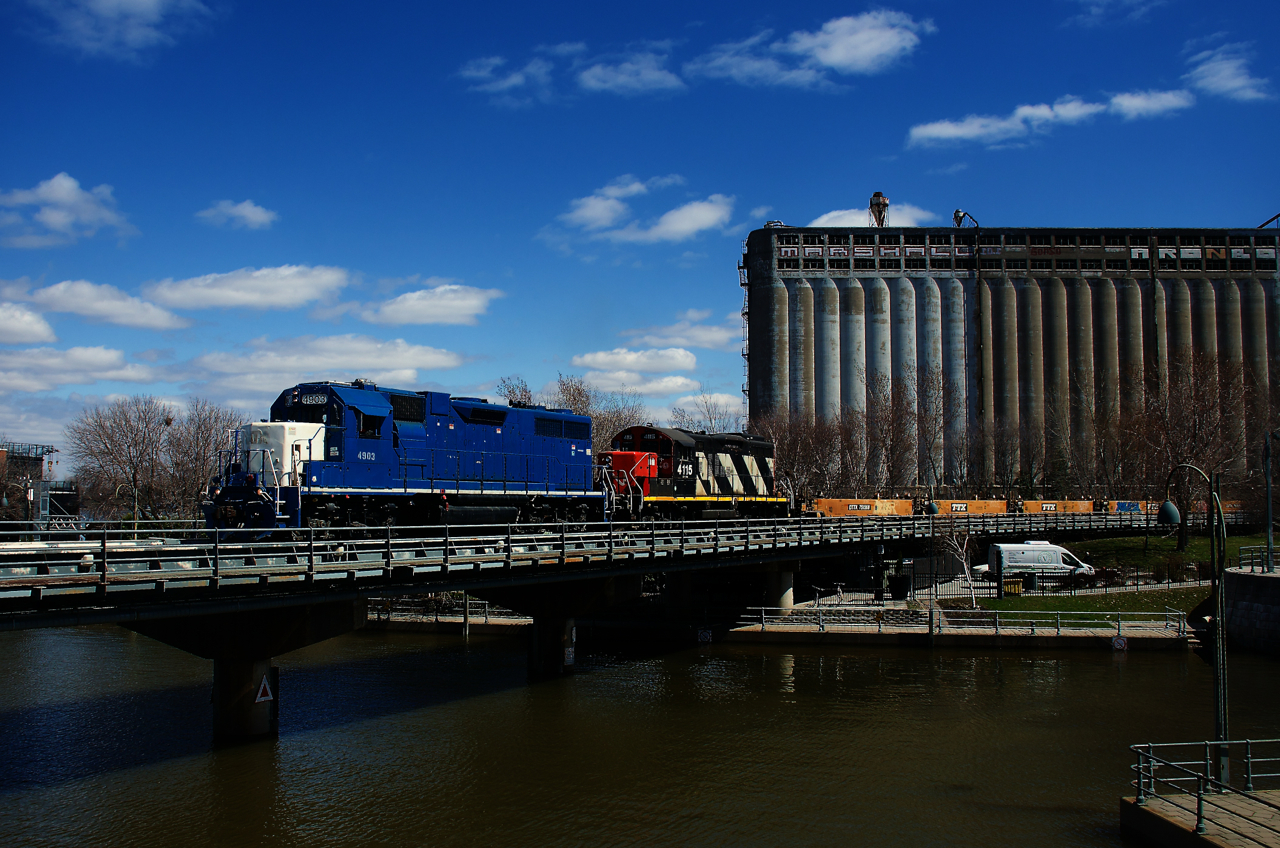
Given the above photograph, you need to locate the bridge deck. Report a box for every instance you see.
[0,513,1230,630]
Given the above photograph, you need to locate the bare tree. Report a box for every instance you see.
[543,373,646,456]
[1140,352,1248,489]
[943,372,970,492]
[1019,417,1047,499]
[917,367,945,489]
[67,396,174,520]
[885,374,918,490]
[750,411,839,504]
[992,421,1020,496]
[834,405,869,496]
[66,395,243,521]
[495,375,533,407]
[165,398,244,519]
[864,373,891,491]
[668,392,743,433]
[939,522,978,608]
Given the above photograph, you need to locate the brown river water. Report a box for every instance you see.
[2,625,1278,847]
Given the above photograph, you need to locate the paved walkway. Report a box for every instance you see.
[1121,789,1280,847]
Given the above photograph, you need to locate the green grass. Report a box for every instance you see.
[931,531,1258,614]
[937,585,1211,614]
[1060,531,1267,577]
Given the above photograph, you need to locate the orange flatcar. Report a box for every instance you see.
[809,498,913,518]
[1023,500,1094,513]
[932,500,1007,515]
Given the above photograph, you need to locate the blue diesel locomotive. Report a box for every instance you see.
[204,380,601,529]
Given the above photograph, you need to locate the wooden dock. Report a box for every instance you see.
[1121,790,1280,847]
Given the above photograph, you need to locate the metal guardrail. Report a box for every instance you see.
[742,605,929,632]
[369,594,528,624]
[0,512,1232,620]
[939,608,1188,636]
[1238,545,1277,573]
[1132,739,1280,844]
[741,605,1188,635]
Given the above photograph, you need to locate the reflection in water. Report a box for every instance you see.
[1,625,1277,848]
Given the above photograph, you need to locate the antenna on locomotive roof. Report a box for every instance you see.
[869,192,889,227]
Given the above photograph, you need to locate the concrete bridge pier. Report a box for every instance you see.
[766,566,795,610]
[125,599,367,745]
[213,658,278,741]
[527,616,575,681]
[662,571,695,619]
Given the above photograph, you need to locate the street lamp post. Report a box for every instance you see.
[1157,463,1229,785]
[1265,431,1280,573]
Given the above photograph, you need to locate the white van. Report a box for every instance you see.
[974,541,1095,580]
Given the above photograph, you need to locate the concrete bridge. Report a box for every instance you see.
[0,513,1219,742]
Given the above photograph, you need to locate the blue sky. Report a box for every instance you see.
[1,0,1277,454]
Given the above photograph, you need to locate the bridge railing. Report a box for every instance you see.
[0,512,1247,615]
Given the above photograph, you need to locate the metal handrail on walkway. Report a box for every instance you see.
[742,605,930,633]
[1132,739,1280,844]
[940,608,1187,636]
[739,606,1188,636]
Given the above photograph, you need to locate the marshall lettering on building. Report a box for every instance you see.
[741,223,1280,487]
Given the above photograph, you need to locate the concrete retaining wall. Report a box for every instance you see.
[1225,568,1280,655]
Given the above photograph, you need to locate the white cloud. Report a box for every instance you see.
[29,280,188,330]
[0,172,136,248]
[193,335,463,397]
[672,392,741,409]
[809,203,937,227]
[196,199,278,229]
[458,56,506,80]
[578,53,685,94]
[778,11,935,75]
[359,279,504,325]
[601,194,734,243]
[458,56,555,105]
[0,346,155,393]
[571,347,696,372]
[584,370,699,396]
[0,303,57,343]
[907,96,1107,147]
[1184,43,1270,101]
[1067,0,1164,26]
[1108,89,1195,119]
[538,42,587,57]
[683,32,827,88]
[148,265,349,309]
[555,175,711,243]
[603,173,684,197]
[621,312,739,352]
[749,205,773,218]
[25,0,211,60]
[685,12,933,89]
[560,195,631,230]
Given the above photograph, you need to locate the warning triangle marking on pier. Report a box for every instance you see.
[255,675,274,703]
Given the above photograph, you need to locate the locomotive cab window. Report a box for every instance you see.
[355,411,384,439]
